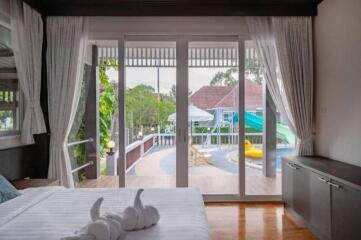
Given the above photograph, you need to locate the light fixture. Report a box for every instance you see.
[138,131,143,139]
[107,140,115,156]
[107,140,115,149]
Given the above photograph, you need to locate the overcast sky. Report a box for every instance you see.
[107,67,235,95]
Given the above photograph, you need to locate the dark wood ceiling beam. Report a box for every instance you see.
[40,3,318,16]
[22,0,46,15]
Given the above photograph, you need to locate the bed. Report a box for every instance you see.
[0,187,210,240]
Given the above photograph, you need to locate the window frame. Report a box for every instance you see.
[0,24,24,142]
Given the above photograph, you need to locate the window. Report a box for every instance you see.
[222,111,234,123]
[0,25,22,138]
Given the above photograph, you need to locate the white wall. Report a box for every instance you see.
[89,17,248,39]
[315,0,361,166]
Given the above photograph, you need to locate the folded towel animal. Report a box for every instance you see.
[63,189,160,240]
[105,189,160,231]
[62,197,126,240]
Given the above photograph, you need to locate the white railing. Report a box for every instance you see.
[68,138,94,174]
[154,132,264,145]
[107,134,156,175]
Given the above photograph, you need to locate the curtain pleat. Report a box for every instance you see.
[246,17,314,156]
[47,17,89,188]
[10,0,46,144]
[272,17,314,156]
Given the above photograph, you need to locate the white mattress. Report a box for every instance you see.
[0,187,210,240]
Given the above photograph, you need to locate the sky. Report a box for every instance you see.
[106,67,236,95]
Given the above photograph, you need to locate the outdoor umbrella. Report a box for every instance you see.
[168,105,214,144]
[167,104,214,122]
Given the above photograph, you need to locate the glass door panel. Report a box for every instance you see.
[124,41,177,188]
[187,41,240,195]
[244,40,295,196]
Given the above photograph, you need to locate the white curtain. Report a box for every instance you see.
[272,17,313,155]
[10,0,46,144]
[247,17,314,156]
[47,17,89,188]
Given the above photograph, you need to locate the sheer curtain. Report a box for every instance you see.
[10,0,46,144]
[47,17,89,188]
[246,17,314,156]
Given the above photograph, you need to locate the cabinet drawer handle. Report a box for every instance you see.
[286,162,299,170]
[317,177,329,183]
[327,181,342,189]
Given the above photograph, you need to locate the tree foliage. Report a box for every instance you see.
[68,65,90,182]
[209,60,263,86]
[245,59,263,85]
[126,84,175,138]
[99,65,117,157]
[210,68,238,86]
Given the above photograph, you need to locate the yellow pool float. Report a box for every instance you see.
[245,140,263,158]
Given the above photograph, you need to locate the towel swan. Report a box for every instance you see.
[106,189,160,231]
[63,189,160,240]
[63,197,125,240]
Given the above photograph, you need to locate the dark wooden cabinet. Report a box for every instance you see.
[283,161,311,221]
[331,180,361,240]
[309,172,331,240]
[282,156,361,240]
[293,164,311,222]
[282,160,295,209]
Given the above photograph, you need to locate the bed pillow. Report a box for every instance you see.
[0,175,21,204]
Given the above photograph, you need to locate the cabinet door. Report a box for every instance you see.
[331,181,361,240]
[309,172,331,240]
[282,160,294,209]
[282,160,310,220]
[293,164,311,222]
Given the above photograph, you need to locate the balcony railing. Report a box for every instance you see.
[68,138,94,174]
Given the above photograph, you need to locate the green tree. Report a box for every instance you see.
[126,84,175,137]
[169,84,192,99]
[210,68,238,86]
[99,65,117,157]
[245,59,263,85]
[68,65,90,182]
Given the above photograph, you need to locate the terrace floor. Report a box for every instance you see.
[79,145,293,195]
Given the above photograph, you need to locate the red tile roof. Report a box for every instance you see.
[189,86,233,110]
[189,79,262,111]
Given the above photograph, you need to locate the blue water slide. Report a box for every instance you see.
[229,112,295,145]
[244,112,263,132]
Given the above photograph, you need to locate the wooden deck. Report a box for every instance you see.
[78,174,281,195]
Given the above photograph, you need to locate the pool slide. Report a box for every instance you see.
[231,112,295,145]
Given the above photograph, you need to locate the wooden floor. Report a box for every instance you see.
[205,203,318,240]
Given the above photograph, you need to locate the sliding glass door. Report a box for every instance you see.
[124,40,177,188]
[187,41,240,195]
[115,35,282,201]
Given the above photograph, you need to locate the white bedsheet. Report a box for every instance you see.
[0,187,210,240]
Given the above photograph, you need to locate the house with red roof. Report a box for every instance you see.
[188,79,262,125]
